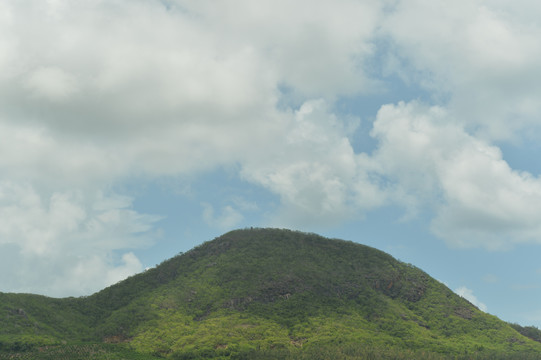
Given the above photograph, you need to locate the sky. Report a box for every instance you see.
[2,0,541,327]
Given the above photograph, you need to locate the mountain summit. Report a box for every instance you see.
[1,228,541,359]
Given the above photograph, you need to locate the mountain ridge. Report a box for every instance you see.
[1,228,541,359]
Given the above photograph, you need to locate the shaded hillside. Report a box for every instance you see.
[1,228,541,359]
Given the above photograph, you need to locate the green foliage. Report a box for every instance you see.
[511,323,541,343]
[0,343,162,360]
[1,228,541,359]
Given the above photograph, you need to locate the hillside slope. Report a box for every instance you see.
[1,228,541,359]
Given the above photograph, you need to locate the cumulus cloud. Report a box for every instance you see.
[241,99,385,227]
[371,0,541,248]
[175,0,382,98]
[0,0,385,184]
[455,286,488,312]
[381,0,541,140]
[0,183,159,297]
[202,203,244,229]
[371,101,541,249]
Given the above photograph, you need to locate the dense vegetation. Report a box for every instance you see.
[1,228,541,359]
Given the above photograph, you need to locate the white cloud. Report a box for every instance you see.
[0,0,388,192]
[202,203,244,229]
[0,182,159,297]
[51,252,143,297]
[371,101,541,249]
[240,99,385,227]
[381,0,541,140]
[23,66,79,102]
[371,0,541,248]
[174,0,383,97]
[455,286,488,312]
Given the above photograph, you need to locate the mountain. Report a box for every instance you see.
[1,228,541,359]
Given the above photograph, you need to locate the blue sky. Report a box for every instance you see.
[2,0,541,328]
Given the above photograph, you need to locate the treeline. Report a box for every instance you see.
[3,341,541,360]
[510,323,541,343]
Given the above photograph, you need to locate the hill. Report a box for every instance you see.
[1,228,541,359]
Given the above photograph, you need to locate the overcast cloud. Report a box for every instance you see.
[2,0,541,297]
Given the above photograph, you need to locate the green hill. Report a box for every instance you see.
[1,228,541,359]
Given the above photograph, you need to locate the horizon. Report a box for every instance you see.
[2,0,541,328]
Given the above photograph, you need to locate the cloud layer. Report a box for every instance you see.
[2,0,541,295]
